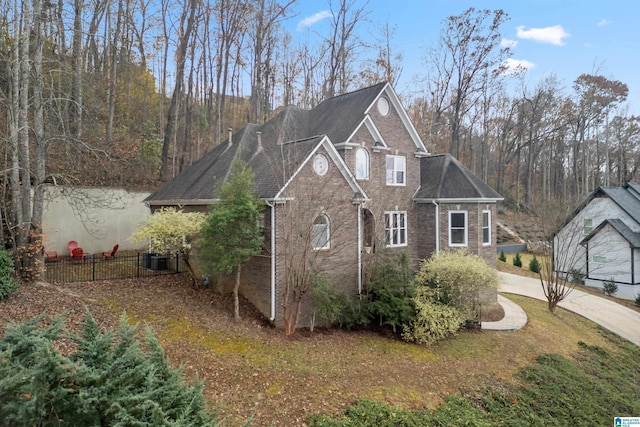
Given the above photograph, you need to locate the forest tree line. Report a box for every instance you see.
[1,0,638,277]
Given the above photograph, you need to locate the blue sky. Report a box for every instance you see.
[290,0,639,114]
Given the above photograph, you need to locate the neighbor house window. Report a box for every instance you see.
[355,148,369,180]
[312,214,330,250]
[385,211,407,247]
[584,218,593,235]
[386,155,406,185]
[482,210,491,245]
[449,211,467,246]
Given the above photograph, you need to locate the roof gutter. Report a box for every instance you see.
[414,197,504,204]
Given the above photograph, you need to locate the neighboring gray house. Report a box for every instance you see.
[145,82,503,327]
[555,183,640,299]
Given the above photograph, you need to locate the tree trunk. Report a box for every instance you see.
[234,263,241,321]
[70,0,83,139]
[160,0,197,181]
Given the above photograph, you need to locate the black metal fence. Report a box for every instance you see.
[44,252,188,283]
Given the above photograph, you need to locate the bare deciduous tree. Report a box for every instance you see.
[322,0,369,99]
[425,7,511,158]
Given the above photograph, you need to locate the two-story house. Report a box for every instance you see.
[555,183,640,299]
[144,82,503,327]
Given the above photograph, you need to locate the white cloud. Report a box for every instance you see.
[501,38,518,48]
[501,58,535,75]
[597,19,612,27]
[516,25,570,46]
[297,10,332,30]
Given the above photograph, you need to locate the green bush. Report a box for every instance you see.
[570,268,585,284]
[0,311,217,426]
[498,250,507,262]
[529,255,540,273]
[311,276,346,328]
[0,250,19,300]
[413,250,498,319]
[513,252,522,267]
[307,398,428,426]
[602,278,618,296]
[402,286,465,346]
[364,253,415,332]
[339,295,370,330]
[635,294,640,307]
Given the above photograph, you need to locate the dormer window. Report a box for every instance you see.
[355,148,369,180]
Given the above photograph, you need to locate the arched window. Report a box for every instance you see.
[355,148,369,180]
[312,214,330,250]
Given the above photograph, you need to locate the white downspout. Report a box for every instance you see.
[357,203,362,294]
[265,201,276,321]
[432,200,440,255]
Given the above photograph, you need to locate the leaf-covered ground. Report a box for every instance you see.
[0,274,617,426]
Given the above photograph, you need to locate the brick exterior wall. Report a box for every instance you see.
[414,202,498,266]
[435,202,498,267]
[155,90,501,329]
[270,145,360,328]
[337,95,422,268]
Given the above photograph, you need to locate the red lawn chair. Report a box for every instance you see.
[71,247,86,262]
[102,244,119,259]
[68,240,78,256]
[44,251,59,262]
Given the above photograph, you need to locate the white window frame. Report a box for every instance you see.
[312,214,330,250]
[384,211,407,247]
[449,211,468,247]
[385,155,406,186]
[583,218,593,235]
[355,148,369,180]
[482,210,491,246]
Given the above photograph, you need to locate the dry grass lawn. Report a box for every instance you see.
[0,272,621,426]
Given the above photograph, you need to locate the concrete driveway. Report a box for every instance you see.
[499,272,640,346]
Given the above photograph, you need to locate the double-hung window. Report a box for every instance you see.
[312,215,330,250]
[385,155,406,185]
[449,211,467,246]
[482,210,491,245]
[385,211,407,247]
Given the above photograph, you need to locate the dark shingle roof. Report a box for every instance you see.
[414,154,503,201]
[307,82,387,143]
[145,107,324,203]
[626,182,640,199]
[600,186,640,224]
[146,83,390,204]
[581,218,640,248]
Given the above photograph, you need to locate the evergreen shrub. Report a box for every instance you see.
[364,252,415,332]
[404,250,498,345]
[513,253,522,267]
[570,268,586,284]
[0,250,18,300]
[529,256,540,273]
[0,311,217,426]
[498,250,507,262]
[602,279,618,296]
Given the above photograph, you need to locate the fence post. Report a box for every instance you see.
[176,251,180,274]
[137,252,140,278]
[92,255,96,281]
